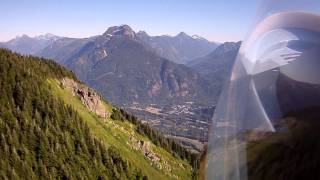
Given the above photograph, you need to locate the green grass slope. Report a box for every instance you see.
[0,49,196,179]
[47,78,193,179]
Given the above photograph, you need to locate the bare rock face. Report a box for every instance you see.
[61,78,109,118]
[103,25,136,39]
[129,136,161,164]
[141,141,160,163]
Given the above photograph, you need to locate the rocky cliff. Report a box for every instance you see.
[61,78,109,118]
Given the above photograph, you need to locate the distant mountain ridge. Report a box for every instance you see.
[1,26,218,64]
[188,41,241,92]
[136,31,219,64]
[0,25,222,107]
[0,25,239,146]
[54,25,217,106]
[0,33,62,54]
[37,37,93,64]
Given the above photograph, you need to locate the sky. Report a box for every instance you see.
[0,0,260,43]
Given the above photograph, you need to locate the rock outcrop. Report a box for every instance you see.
[61,78,109,118]
[129,136,160,163]
[103,25,136,39]
[129,135,174,171]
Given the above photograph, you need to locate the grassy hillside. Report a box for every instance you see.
[0,49,196,179]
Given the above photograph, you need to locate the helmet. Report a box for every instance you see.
[206,1,320,179]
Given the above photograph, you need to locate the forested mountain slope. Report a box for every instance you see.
[0,49,198,180]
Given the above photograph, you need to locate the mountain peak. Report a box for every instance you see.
[212,41,242,55]
[16,34,31,39]
[137,30,149,37]
[103,25,135,38]
[191,35,206,41]
[35,33,61,41]
[6,34,31,44]
[176,32,189,37]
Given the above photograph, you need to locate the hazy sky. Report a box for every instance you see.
[0,0,260,42]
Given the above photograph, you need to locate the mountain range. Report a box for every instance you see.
[136,31,219,64]
[0,33,62,54]
[0,25,240,148]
